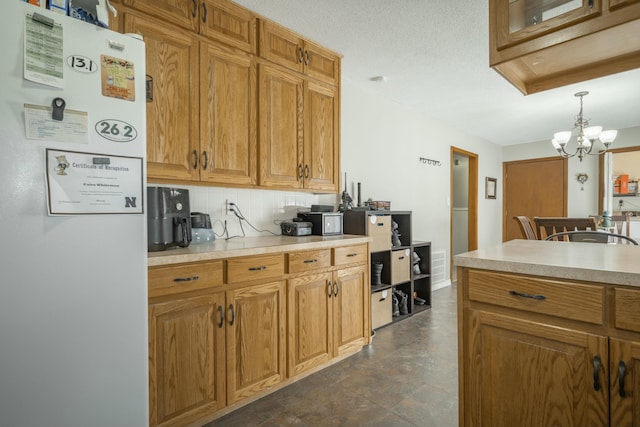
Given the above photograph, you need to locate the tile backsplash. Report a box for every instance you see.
[150,183,339,239]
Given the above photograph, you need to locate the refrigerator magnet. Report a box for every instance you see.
[100,54,135,101]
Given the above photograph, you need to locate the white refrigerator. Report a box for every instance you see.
[0,3,148,426]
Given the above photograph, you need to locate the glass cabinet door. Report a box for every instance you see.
[493,0,601,49]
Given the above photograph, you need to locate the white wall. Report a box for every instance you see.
[340,79,504,281]
[503,126,640,217]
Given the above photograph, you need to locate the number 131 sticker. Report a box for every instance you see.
[95,119,138,143]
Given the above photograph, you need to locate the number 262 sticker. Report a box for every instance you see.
[95,119,138,143]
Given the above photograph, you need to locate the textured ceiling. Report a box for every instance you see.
[234,0,640,146]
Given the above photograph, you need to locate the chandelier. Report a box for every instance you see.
[551,91,617,162]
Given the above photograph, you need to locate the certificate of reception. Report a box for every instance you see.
[45,149,143,215]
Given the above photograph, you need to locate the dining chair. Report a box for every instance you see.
[610,212,632,237]
[513,216,538,240]
[534,217,598,240]
[544,230,639,245]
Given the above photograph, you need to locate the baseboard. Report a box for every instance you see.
[432,279,452,291]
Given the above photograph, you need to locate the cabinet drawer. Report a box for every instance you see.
[149,261,223,298]
[226,254,284,284]
[614,287,640,333]
[467,270,604,324]
[333,244,368,266]
[287,249,331,274]
[368,215,391,252]
[391,249,411,285]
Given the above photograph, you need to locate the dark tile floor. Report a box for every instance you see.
[207,285,458,427]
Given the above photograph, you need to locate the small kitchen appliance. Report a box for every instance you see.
[281,220,313,236]
[297,212,343,235]
[191,212,215,244]
[147,186,192,251]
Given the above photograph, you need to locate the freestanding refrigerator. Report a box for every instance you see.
[0,3,148,426]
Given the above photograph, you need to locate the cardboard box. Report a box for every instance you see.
[368,214,391,252]
[371,289,392,329]
[391,249,411,285]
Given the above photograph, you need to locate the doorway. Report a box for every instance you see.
[503,157,568,241]
[451,147,478,283]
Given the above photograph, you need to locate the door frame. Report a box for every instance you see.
[450,147,478,282]
[598,145,640,214]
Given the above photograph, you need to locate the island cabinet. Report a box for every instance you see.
[458,267,640,427]
[147,237,370,426]
[489,0,640,94]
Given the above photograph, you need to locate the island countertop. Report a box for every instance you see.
[454,239,640,287]
[148,234,371,267]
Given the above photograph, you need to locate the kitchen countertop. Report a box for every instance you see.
[454,239,640,287]
[148,234,371,267]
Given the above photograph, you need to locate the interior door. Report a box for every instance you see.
[503,157,567,241]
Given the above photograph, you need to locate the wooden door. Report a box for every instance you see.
[610,338,640,427]
[225,281,286,404]
[199,42,257,186]
[303,80,339,192]
[258,64,303,189]
[124,12,200,181]
[333,265,369,357]
[123,0,199,32]
[466,310,608,427]
[287,272,333,377]
[148,292,226,427]
[503,157,567,241]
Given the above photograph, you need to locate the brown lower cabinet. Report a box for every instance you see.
[148,242,369,427]
[458,268,640,427]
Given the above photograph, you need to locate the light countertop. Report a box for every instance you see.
[454,239,640,287]
[148,234,371,267]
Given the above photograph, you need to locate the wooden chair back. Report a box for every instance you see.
[534,217,598,240]
[513,216,538,240]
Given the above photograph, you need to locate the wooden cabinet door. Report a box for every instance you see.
[287,272,334,377]
[303,39,340,85]
[124,0,199,32]
[148,292,226,427]
[466,310,608,427]
[333,265,369,356]
[124,12,200,181]
[225,281,286,404]
[258,64,303,189]
[303,79,339,192]
[610,338,640,427]
[200,0,256,53]
[258,20,304,74]
[199,42,257,186]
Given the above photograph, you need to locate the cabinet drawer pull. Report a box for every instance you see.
[346,253,358,258]
[173,275,199,282]
[217,305,224,328]
[192,0,197,18]
[248,266,267,271]
[298,164,303,179]
[298,46,304,63]
[201,2,207,23]
[303,259,317,264]
[333,281,339,297]
[304,50,310,66]
[327,281,332,298]
[619,361,627,398]
[398,256,405,260]
[228,304,235,326]
[593,355,601,391]
[192,149,198,169]
[304,164,309,179]
[509,290,546,300]
[202,151,208,170]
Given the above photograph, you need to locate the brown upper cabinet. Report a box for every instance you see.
[258,19,341,86]
[123,0,256,52]
[489,0,640,94]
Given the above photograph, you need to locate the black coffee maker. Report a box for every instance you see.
[147,186,192,252]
